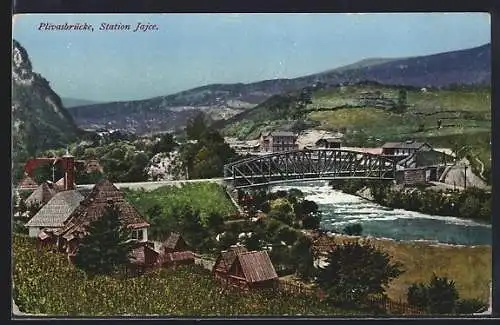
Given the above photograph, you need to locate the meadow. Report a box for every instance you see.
[12,235,356,316]
[123,183,238,220]
[312,235,491,304]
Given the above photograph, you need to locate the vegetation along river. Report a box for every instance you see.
[271,181,491,246]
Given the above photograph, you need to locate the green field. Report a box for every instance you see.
[12,235,357,316]
[123,183,238,219]
[308,86,491,179]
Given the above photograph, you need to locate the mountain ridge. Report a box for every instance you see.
[63,42,490,134]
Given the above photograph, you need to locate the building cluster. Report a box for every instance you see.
[225,131,455,186]
[20,165,279,289]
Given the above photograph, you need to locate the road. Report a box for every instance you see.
[77,178,225,191]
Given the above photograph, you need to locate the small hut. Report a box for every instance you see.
[161,251,195,269]
[212,245,248,281]
[25,182,57,208]
[225,250,278,290]
[162,232,190,254]
[128,243,161,276]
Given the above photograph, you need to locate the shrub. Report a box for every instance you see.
[316,241,404,305]
[343,223,363,236]
[455,298,488,314]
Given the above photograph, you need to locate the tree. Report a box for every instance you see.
[152,133,177,154]
[302,213,321,230]
[290,235,316,280]
[185,113,208,140]
[316,241,404,305]
[276,227,299,246]
[407,282,429,309]
[73,203,133,277]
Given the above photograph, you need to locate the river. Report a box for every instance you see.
[270,181,491,246]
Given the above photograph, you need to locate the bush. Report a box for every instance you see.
[407,274,460,314]
[455,298,488,314]
[342,223,363,236]
[317,241,404,305]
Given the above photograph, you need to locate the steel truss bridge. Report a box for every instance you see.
[223,149,397,189]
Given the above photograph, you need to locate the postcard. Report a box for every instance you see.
[11,12,492,317]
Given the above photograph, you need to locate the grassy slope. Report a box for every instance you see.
[314,235,491,303]
[12,235,355,316]
[123,183,237,218]
[308,86,491,173]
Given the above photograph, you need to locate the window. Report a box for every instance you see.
[131,229,144,241]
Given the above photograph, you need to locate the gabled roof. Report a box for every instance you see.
[56,179,150,240]
[216,245,248,271]
[163,232,184,250]
[163,251,195,263]
[26,190,84,228]
[25,182,57,206]
[316,137,342,144]
[234,250,278,283]
[18,176,38,189]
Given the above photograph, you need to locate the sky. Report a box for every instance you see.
[12,13,490,102]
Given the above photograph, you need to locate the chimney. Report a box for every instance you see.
[62,150,75,191]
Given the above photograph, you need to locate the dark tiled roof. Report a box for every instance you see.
[163,251,194,263]
[26,190,84,228]
[25,182,57,206]
[56,179,150,240]
[218,246,248,271]
[236,251,278,283]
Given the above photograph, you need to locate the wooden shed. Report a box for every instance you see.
[161,251,195,269]
[162,232,190,254]
[128,243,162,276]
[225,250,279,290]
[212,245,248,282]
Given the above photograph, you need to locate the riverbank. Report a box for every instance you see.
[309,232,491,304]
[333,181,491,225]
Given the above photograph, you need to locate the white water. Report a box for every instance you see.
[270,181,491,246]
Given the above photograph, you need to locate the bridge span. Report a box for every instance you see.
[224,148,397,189]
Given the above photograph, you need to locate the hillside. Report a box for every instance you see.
[12,39,83,165]
[219,82,491,183]
[66,43,490,134]
[62,98,102,108]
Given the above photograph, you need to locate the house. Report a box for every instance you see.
[381,141,432,157]
[162,232,190,254]
[212,245,248,282]
[25,181,58,208]
[315,138,342,149]
[259,131,298,153]
[54,179,150,263]
[225,250,278,290]
[25,190,85,238]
